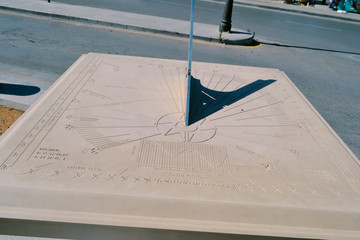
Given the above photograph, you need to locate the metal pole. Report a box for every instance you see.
[219,0,233,33]
[187,0,195,77]
[185,0,195,126]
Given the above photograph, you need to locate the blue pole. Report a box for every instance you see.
[187,0,195,76]
[185,0,195,126]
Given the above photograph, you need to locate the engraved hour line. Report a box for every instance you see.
[199,118,207,125]
[201,71,206,84]
[235,113,285,122]
[25,58,105,163]
[179,113,185,120]
[177,68,184,112]
[161,69,180,113]
[193,73,225,114]
[200,128,217,131]
[242,131,294,139]
[213,124,293,128]
[85,133,131,141]
[217,132,274,148]
[224,92,272,112]
[157,121,173,125]
[98,133,161,149]
[71,115,129,121]
[202,81,265,116]
[88,90,111,100]
[189,133,195,142]
[170,70,182,113]
[104,85,166,92]
[210,101,282,122]
[212,73,225,90]
[147,68,178,112]
[102,107,159,121]
[1,56,100,168]
[75,125,156,129]
[205,71,216,88]
[196,75,238,115]
[79,131,118,144]
[192,71,217,112]
[68,98,166,110]
[196,77,246,116]
[306,94,360,168]
[164,128,175,136]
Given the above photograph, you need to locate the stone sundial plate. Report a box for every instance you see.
[0,53,359,240]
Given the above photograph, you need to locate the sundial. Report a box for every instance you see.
[0,4,360,239]
[0,53,359,239]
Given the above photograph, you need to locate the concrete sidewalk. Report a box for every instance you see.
[0,0,254,46]
[235,0,360,22]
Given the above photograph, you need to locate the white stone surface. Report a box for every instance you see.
[0,53,359,240]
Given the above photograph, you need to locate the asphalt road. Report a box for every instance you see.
[53,0,360,54]
[0,2,359,161]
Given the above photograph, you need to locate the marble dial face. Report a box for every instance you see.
[1,54,359,239]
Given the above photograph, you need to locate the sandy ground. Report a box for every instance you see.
[0,105,24,136]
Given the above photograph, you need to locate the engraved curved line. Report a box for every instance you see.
[195,128,217,143]
[155,112,183,127]
[214,152,229,169]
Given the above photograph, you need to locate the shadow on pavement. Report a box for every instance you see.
[0,83,40,96]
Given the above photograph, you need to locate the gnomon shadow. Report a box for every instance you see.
[187,77,276,125]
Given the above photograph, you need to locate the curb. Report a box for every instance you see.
[0,6,190,37]
[0,5,254,46]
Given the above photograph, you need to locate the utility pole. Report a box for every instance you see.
[219,0,234,33]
